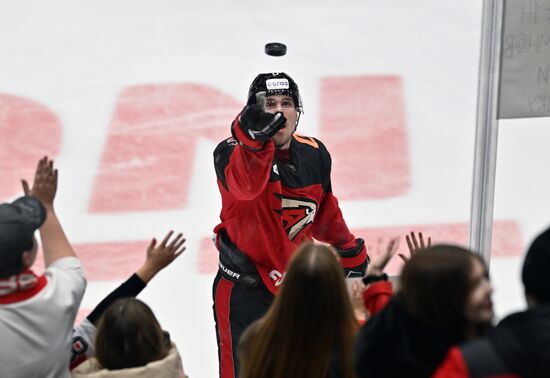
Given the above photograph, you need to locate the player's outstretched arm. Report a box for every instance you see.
[215,106,283,201]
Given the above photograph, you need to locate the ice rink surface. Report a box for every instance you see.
[1,1,549,376]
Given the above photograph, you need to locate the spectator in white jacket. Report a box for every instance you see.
[72,298,186,378]
[0,156,87,378]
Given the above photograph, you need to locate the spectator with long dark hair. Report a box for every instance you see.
[434,226,550,378]
[356,242,494,378]
[238,242,358,378]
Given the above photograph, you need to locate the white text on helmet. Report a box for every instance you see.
[266,78,290,90]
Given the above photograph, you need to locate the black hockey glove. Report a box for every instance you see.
[239,105,286,142]
[337,238,369,278]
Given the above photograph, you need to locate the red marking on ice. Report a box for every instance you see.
[320,76,410,200]
[0,94,62,200]
[196,221,523,275]
[89,84,241,213]
[75,308,91,326]
[197,236,217,274]
[34,240,149,281]
[353,220,523,276]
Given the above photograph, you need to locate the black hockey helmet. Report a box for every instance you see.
[247,72,303,113]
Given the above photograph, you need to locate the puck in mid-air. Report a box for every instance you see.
[265,42,287,56]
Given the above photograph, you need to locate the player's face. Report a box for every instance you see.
[264,95,298,150]
[464,257,494,325]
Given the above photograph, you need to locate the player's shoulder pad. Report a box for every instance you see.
[292,133,320,149]
[293,134,330,159]
[213,137,238,188]
[214,136,237,155]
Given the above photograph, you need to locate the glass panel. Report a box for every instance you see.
[0,1,500,375]
[491,117,550,318]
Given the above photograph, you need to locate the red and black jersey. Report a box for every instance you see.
[213,115,367,294]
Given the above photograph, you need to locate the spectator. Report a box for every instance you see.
[434,226,550,378]
[356,241,494,378]
[72,298,186,378]
[239,242,358,378]
[0,156,87,378]
[70,230,187,378]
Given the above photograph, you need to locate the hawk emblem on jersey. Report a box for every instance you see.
[275,195,317,240]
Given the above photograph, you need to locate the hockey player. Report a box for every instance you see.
[212,72,369,378]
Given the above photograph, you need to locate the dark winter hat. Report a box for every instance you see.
[522,226,550,304]
[0,196,46,278]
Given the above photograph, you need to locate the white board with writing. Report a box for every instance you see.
[498,0,550,119]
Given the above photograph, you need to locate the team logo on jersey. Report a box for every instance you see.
[275,195,317,240]
[269,269,286,287]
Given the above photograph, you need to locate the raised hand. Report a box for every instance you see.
[137,230,186,283]
[366,237,400,276]
[398,231,431,262]
[22,156,76,265]
[22,156,58,208]
[239,105,286,141]
[350,237,399,320]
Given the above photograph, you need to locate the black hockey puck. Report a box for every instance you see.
[265,42,287,56]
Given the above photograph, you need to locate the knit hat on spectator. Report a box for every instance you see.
[522,226,550,304]
[0,196,46,278]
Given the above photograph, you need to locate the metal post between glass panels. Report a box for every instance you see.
[470,0,504,264]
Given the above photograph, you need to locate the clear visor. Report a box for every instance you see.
[254,91,302,113]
